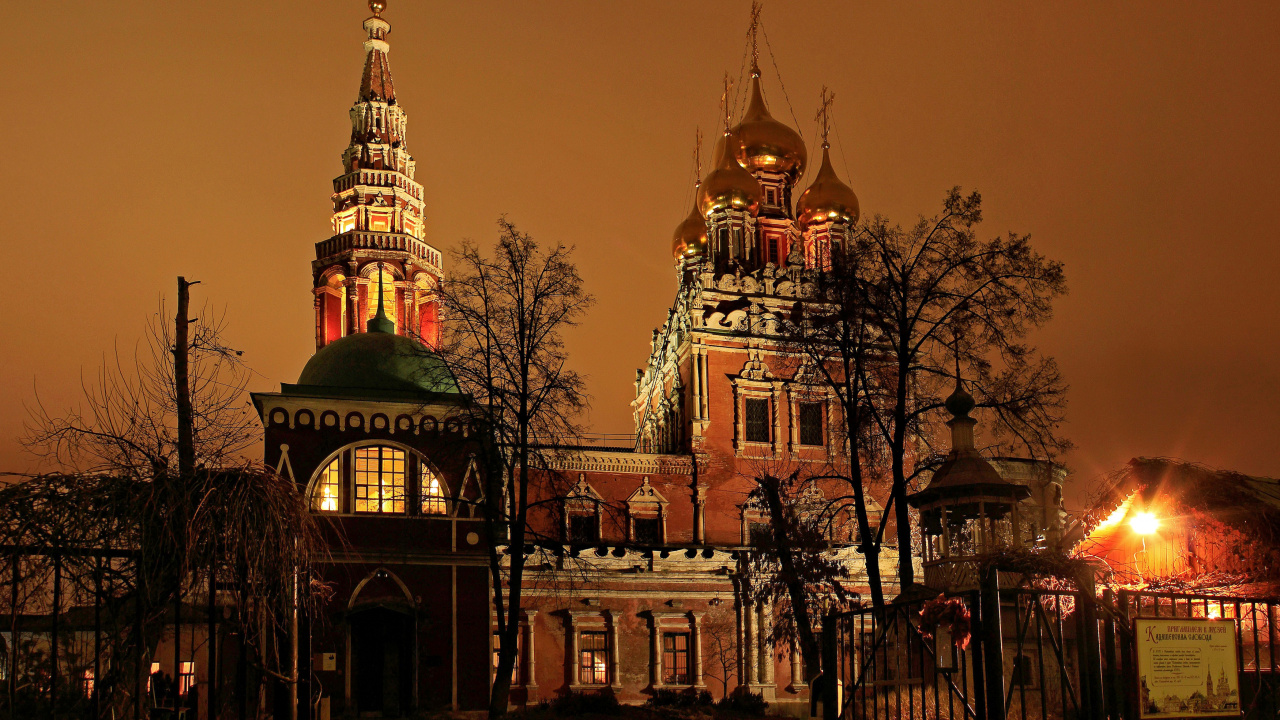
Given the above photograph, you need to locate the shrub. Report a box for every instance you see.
[717,690,768,716]
[551,687,621,715]
[646,687,713,708]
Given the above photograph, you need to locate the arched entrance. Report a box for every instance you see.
[350,605,414,717]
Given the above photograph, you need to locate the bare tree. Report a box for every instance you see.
[786,189,1068,598]
[17,279,326,719]
[743,463,851,687]
[435,219,594,716]
[855,188,1068,591]
[700,606,738,698]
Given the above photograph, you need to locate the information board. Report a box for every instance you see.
[1135,617,1241,718]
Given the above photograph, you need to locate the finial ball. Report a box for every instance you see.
[369,0,386,16]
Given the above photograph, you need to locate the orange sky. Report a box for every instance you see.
[3,1,1278,506]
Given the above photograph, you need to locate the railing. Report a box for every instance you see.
[826,584,1280,720]
[315,231,442,269]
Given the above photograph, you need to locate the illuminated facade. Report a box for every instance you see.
[312,1,442,349]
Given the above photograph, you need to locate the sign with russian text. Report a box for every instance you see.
[1135,618,1240,718]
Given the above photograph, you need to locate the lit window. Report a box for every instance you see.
[745,398,770,443]
[421,464,447,515]
[179,661,195,695]
[579,631,609,685]
[370,212,390,232]
[354,446,406,513]
[336,210,356,234]
[366,269,397,329]
[147,662,160,692]
[493,631,522,685]
[313,458,341,512]
[662,632,691,685]
[799,402,824,447]
[83,669,94,698]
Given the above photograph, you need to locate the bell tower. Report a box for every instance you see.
[312,1,443,350]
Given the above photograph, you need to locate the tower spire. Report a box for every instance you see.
[368,263,394,334]
[359,0,395,103]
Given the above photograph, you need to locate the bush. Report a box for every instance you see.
[551,687,621,715]
[646,687,714,708]
[717,690,768,716]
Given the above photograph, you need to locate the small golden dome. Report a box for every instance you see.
[698,129,763,217]
[733,67,807,184]
[796,144,860,230]
[672,203,708,260]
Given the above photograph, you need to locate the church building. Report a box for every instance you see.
[252,3,1066,716]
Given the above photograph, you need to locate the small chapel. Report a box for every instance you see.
[252,3,1067,716]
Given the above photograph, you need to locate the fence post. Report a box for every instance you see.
[1117,590,1135,720]
[51,553,61,720]
[968,589,987,720]
[1101,588,1118,720]
[980,567,1005,720]
[822,613,838,720]
[1075,569,1105,716]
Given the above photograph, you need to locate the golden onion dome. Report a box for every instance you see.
[796,143,860,230]
[733,66,808,184]
[672,202,708,260]
[697,129,763,217]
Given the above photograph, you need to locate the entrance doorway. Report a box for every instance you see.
[350,606,414,717]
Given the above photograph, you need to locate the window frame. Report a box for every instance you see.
[744,396,771,443]
[798,401,825,447]
[353,445,407,514]
[578,630,610,686]
[662,632,692,686]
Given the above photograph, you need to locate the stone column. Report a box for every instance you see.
[567,615,580,688]
[692,612,705,688]
[649,614,662,689]
[693,485,707,545]
[524,611,538,699]
[743,600,757,685]
[314,292,324,350]
[757,599,768,681]
[789,636,802,691]
[606,610,622,691]
[345,278,359,335]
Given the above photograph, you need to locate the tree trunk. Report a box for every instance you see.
[759,476,822,682]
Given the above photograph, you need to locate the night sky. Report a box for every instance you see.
[3,1,1278,508]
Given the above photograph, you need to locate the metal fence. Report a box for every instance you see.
[823,580,1280,720]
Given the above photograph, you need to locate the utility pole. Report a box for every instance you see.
[175,276,199,479]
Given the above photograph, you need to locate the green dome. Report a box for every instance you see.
[296,331,460,396]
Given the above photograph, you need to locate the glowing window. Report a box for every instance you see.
[662,632,691,685]
[579,631,609,685]
[336,210,356,234]
[366,269,397,329]
[354,446,406,513]
[421,464,447,515]
[313,458,341,512]
[179,661,195,695]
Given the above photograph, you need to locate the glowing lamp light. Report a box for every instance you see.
[1130,511,1160,535]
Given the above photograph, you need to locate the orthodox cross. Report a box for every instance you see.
[721,73,735,133]
[693,127,703,187]
[816,86,835,148]
[748,2,762,69]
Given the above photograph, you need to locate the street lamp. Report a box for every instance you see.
[1130,511,1159,535]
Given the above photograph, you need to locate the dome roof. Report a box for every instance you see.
[796,144,860,230]
[296,330,460,396]
[672,203,708,260]
[697,130,762,217]
[732,67,807,184]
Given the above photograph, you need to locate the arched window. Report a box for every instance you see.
[421,463,448,515]
[354,446,406,513]
[313,457,341,512]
